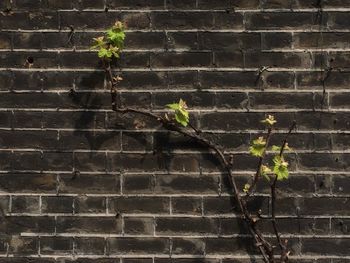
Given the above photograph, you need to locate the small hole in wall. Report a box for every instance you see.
[26,56,34,64]
[335,158,339,163]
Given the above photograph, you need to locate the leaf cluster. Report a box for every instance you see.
[166,99,190,127]
[91,21,125,60]
[249,115,292,182]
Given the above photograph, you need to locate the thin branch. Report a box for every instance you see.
[270,121,296,261]
[247,127,273,196]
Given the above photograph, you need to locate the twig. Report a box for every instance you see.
[270,121,296,261]
[247,127,273,196]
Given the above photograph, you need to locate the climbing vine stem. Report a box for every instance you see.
[91,21,297,263]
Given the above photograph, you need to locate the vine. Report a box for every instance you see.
[91,21,297,263]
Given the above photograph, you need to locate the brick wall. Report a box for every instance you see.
[0,0,349,262]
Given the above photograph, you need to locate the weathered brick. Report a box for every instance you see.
[204,196,269,215]
[201,132,250,151]
[205,237,256,255]
[0,173,56,193]
[121,12,151,29]
[333,174,350,194]
[199,71,259,89]
[0,216,55,234]
[214,12,244,29]
[58,130,120,151]
[244,51,312,68]
[75,237,106,255]
[75,196,106,213]
[120,91,152,109]
[11,196,39,213]
[329,52,350,69]
[8,236,38,255]
[108,196,169,214]
[301,238,350,255]
[4,151,34,172]
[0,51,59,68]
[42,196,74,213]
[107,0,164,9]
[0,11,59,30]
[12,32,41,49]
[0,196,9,214]
[122,131,153,151]
[151,12,214,30]
[40,236,73,255]
[328,12,350,30]
[117,71,167,89]
[275,197,350,216]
[0,32,12,49]
[59,173,120,194]
[151,52,212,68]
[124,217,154,235]
[246,12,327,30]
[74,152,106,172]
[74,0,105,9]
[298,153,350,171]
[297,71,350,90]
[294,32,350,49]
[0,70,12,91]
[123,174,154,194]
[42,111,105,129]
[330,92,350,109]
[11,0,42,9]
[262,32,293,49]
[0,92,109,109]
[171,238,205,255]
[156,217,219,235]
[248,92,315,110]
[154,174,219,194]
[59,11,115,30]
[260,0,292,8]
[200,112,265,130]
[332,218,350,235]
[107,237,170,254]
[166,32,197,50]
[171,197,202,215]
[56,216,122,233]
[155,259,217,263]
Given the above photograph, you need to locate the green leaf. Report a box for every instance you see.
[271,145,281,152]
[107,29,125,48]
[261,165,271,181]
[109,46,120,58]
[92,21,126,60]
[272,143,292,153]
[249,136,266,157]
[175,111,189,127]
[98,48,109,58]
[273,155,289,180]
[243,184,250,193]
[91,36,107,51]
[261,115,277,126]
[166,103,180,111]
[166,99,190,127]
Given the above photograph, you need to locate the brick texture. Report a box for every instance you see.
[0,0,349,263]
